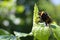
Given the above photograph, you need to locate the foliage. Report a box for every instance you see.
[32,4,50,40]
[0,29,20,40]
[0,0,60,40]
[0,35,20,40]
[32,4,60,40]
[13,4,60,40]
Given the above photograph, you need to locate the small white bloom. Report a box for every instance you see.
[13,18,21,25]
[3,20,9,26]
[9,14,16,21]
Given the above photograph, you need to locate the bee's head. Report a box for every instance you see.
[38,10,44,16]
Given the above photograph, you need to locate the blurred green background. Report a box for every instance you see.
[0,0,60,40]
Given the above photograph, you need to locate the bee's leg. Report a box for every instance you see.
[45,23,49,27]
[45,22,48,26]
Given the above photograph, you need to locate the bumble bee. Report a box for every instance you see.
[38,10,52,26]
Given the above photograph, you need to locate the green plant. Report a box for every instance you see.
[14,3,60,40]
[32,4,50,40]
[32,4,60,40]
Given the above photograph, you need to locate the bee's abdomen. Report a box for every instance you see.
[41,13,48,21]
[41,13,52,24]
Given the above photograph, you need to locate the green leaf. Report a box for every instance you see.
[0,29,10,35]
[0,35,20,40]
[14,31,33,38]
[32,25,50,40]
[32,4,50,40]
[33,3,39,26]
[51,24,60,40]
